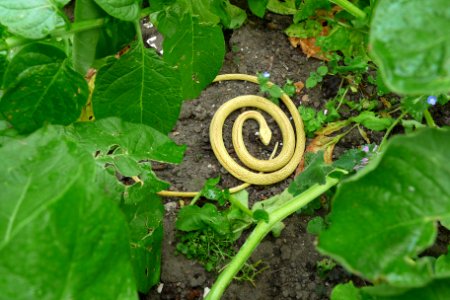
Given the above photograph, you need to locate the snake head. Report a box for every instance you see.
[259,125,272,146]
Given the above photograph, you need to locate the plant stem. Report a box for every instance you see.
[205,175,341,300]
[336,87,348,110]
[189,193,202,206]
[329,0,367,19]
[229,195,253,217]
[379,111,406,151]
[52,18,105,36]
[423,109,437,128]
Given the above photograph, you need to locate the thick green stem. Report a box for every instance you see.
[229,195,253,217]
[53,18,105,36]
[205,175,341,300]
[330,0,367,19]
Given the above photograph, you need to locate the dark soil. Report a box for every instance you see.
[144,13,450,300]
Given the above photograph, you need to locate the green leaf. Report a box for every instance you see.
[401,119,426,134]
[66,117,185,176]
[307,216,326,235]
[333,147,368,172]
[435,247,450,278]
[2,43,65,88]
[94,165,126,204]
[317,25,368,60]
[211,0,247,29]
[318,128,450,287]
[0,52,7,84]
[294,0,331,23]
[248,0,268,18]
[350,111,394,131]
[156,2,225,99]
[401,96,428,121]
[370,0,450,94]
[94,165,167,292]
[73,0,136,74]
[0,0,69,39]
[285,20,323,38]
[306,75,319,89]
[199,176,230,205]
[331,282,362,300]
[0,119,21,147]
[122,175,164,293]
[0,43,88,133]
[253,209,269,223]
[266,0,297,15]
[176,204,230,235]
[289,151,334,195]
[252,189,293,215]
[317,65,329,76]
[0,125,137,299]
[92,43,183,134]
[359,279,450,300]
[376,279,450,300]
[93,0,140,21]
[226,190,253,239]
[299,106,316,121]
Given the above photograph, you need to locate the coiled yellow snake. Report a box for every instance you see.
[157,74,305,197]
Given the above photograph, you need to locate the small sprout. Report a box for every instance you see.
[427,96,437,106]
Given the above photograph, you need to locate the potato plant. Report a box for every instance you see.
[0,0,449,300]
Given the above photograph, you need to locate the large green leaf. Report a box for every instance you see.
[377,279,450,300]
[0,126,137,300]
[0,43,88,133]
[155,0,225,99]
[319,128,450,287]
[88,150,170,294]
[92,44,182,134]
[370,0,450,94]
[2,43,66,88]
[332,279,450,300]
[0,0,69,39]
[68,117,185,174]
[122,171,165,292]
[93,0,140,21]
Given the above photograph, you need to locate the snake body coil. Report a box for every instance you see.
[210,74,305,186]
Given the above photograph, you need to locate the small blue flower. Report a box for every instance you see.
[362,145,370,153]
[262,71,270,78]
[427,96,437,106]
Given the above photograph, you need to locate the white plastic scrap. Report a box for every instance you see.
[203,287,211,298]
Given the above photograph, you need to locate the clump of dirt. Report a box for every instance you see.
[144,13,414,300]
